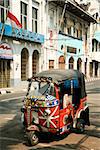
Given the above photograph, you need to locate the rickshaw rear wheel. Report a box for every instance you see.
[76,119,85,133]
[28,131,39,146]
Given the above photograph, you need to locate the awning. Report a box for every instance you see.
[48,0,97,23]
[0,42,13,60]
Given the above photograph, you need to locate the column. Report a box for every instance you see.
[93,62,95,77]
[10,60,14,87]
[87,60,90,78]
[81,59,84,74]
[74,59,77,70]
[29,55,32,78]
[28,0,32,31]
[97,62,100,77]
[13,54,21,86]
[11,0,21,21]
[42,0,47,70]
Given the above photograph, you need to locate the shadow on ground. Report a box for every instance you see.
[0,98,100,150]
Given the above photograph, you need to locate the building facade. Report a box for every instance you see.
[88,0,100,78]
[76,0,100,78]
[42,0,96,78]
[0,0,99,89]
[0,0,44,88]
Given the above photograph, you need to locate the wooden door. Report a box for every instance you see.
[59,56,65,69]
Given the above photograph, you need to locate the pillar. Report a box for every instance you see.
[81,59,84,74]
[93,62,95,77]
[87,60,90,78]
[74,59,77,70]
[28,0,32,31]
[29,55,32,78]
[97,62,100,78]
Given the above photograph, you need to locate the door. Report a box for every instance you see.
[0,60,10,88]
[59,56,65,69]
[21,48,29,81]
[69,57,74,69]
[32,50,39,76]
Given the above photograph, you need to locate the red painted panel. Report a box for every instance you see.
[38,106,59,129]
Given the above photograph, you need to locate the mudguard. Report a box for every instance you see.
[27,125,40,132]
[77,107,90,126]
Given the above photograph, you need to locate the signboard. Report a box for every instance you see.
[0,42,13,59]
[67,46,76,54]
[0,23,44,44]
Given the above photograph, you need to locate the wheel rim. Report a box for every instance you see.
[30,132,39,145]
[32,134,38,141]
[79,123,84,132]
[77,120,84,132]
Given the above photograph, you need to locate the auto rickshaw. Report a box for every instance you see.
[21,69,90,145]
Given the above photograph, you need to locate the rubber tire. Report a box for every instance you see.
[76,119,85,133]
[28,131,39,146]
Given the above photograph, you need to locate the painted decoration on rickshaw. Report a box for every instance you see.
[38,106,59,129]
[59,107,72,134]
[29,94,59,107]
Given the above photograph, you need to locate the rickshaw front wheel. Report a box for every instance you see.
[28,131,39,146]
[76,119,85,133]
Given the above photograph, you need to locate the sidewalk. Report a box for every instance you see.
[0,87,27,95]
[0,77,100,95]
[85,77,100,83]
[0,82,28,95]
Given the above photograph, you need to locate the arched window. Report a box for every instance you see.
[77,58,82,71]
[21,48,29,80]
[69,57,74,69]
[32,50,39,76]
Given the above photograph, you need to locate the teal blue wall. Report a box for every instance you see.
[94,31,100,43]
[57,34,83,61]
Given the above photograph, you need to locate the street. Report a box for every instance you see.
[0,80,100,150]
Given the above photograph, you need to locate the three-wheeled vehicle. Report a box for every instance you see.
[21,69,90,145]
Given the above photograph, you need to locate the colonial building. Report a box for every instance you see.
[0,0,44,88]
[0,0,98,89]
[41,0,97,78]
[76,0,100,78]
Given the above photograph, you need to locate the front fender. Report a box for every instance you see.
[77,107,90,126]
[27,125,40,132]
[77,105,88,119]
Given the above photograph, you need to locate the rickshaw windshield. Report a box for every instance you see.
[39,82,56,97]
[39,82,50,95]
[27,81,55,97]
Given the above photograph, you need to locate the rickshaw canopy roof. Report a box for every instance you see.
[33,69,84,84]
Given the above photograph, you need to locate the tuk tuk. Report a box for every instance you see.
[21,69,90,145]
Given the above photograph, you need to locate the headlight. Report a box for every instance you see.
[21,106,25,112]
[44,109,51,116]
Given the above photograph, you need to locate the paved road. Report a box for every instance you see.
[0,80,100,150]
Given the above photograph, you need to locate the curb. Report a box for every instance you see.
[0,89,27,95]
[85,78,100,83]
[0,90,12,95]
